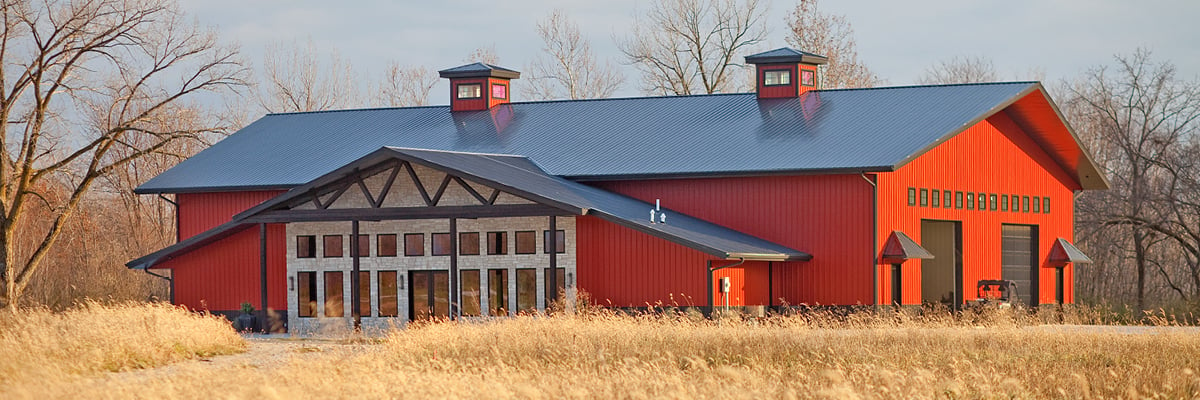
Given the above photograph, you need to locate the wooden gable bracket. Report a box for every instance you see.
[371,161,403,208]
[402,160,434,206]
[486,188,501,205]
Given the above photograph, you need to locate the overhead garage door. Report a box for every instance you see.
[1001,224,1038,306]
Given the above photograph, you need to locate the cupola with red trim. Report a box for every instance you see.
[745,48,828,99]
[438,63,521,112]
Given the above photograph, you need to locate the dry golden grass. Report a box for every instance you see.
[0,300,245,398]
[18,305,1200,399]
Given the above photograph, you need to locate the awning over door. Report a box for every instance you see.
[880,230,934,263]
[1049,238,1092,264]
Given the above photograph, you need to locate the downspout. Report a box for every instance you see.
[151,193,179,304]
[707,257,745,316]
[143,268,174,304]
[157,194,179,243]
[861,172,878,307]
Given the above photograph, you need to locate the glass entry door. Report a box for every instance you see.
[410,270,449,320]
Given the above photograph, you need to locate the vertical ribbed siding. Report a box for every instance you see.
[579,174,872,307]
[168,191,288,311]
[177,191,284,239]
[876,112,1078,305]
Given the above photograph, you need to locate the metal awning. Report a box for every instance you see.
[880,231,934,262]
[1049,238,1093,264]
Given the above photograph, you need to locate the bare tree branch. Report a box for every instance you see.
[617,0,766,95]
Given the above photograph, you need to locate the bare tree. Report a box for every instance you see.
[375,63,439,107]
[255,38,360,113]
[918,55,1000,84]
[618,0,767,95]
[522,10,624,100]
[464,45,501,65]
[1066,49,1200,313]
[0,0,247,311]
[785,0,878,89]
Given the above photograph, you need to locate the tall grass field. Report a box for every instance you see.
[2,302,1198,399]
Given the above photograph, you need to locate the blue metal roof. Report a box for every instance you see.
[128,147,810,269]
[745,47,828,64]
[136,82,1042,193]
[438,62,521,79]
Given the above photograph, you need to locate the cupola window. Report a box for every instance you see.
[457,84,482,99]
[491,83,508,99]
[764,70,790,86]
[800,69,816,87]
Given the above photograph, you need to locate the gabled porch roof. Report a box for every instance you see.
[128,147,812,270]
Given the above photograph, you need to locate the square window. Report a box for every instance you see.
[296,235,316,258]
[1001,195,1009,211]
[491,83,507,99]
[457,83,481,99]
[966,193,974,210]
[404,233,424,256]
[907,188,916,206]
[1022,196,1030,212]
[460,232,480,255]
[955,191,963,209]
[323,235,343,258]
[943,191,952,209]
[931,190,940,207]
[354,234,370,257]
[919,189,928,207]
[432,233,452,256]
[515,231,537,254]
[1032,196,1041,213]
[800,69,815,87]
[989,194,998,211]
[764,69,791,86]
[543,230,566,254]
[487,232,508,255]
[1043,197,1050,214]
[377,234,397,257]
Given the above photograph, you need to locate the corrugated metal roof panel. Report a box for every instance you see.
[130,147,811,269]
[137,82,1039,193]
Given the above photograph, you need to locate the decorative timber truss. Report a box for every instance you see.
[243,158,571,224]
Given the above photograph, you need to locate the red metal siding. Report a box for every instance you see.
[756,64,798,98]
[177,191,284,240]
[488,77,511,109]
[449,78,488,112]
[167,224,287,311]
[169,190,287,311]
[579,174,873,307]
[876,112,1079,305]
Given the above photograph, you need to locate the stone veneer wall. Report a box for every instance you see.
[286,216,577,332]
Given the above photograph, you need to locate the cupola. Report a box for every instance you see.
[745,48,828,99]
[438,63,521,112]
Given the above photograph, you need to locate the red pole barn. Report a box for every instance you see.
[128,48,1105,332]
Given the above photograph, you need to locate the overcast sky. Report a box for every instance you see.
[179,0,1200,103]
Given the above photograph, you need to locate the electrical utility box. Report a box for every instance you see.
[719,277,731,293]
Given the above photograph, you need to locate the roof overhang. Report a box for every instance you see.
[891,83,1109,191]
[128,147,812,269]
